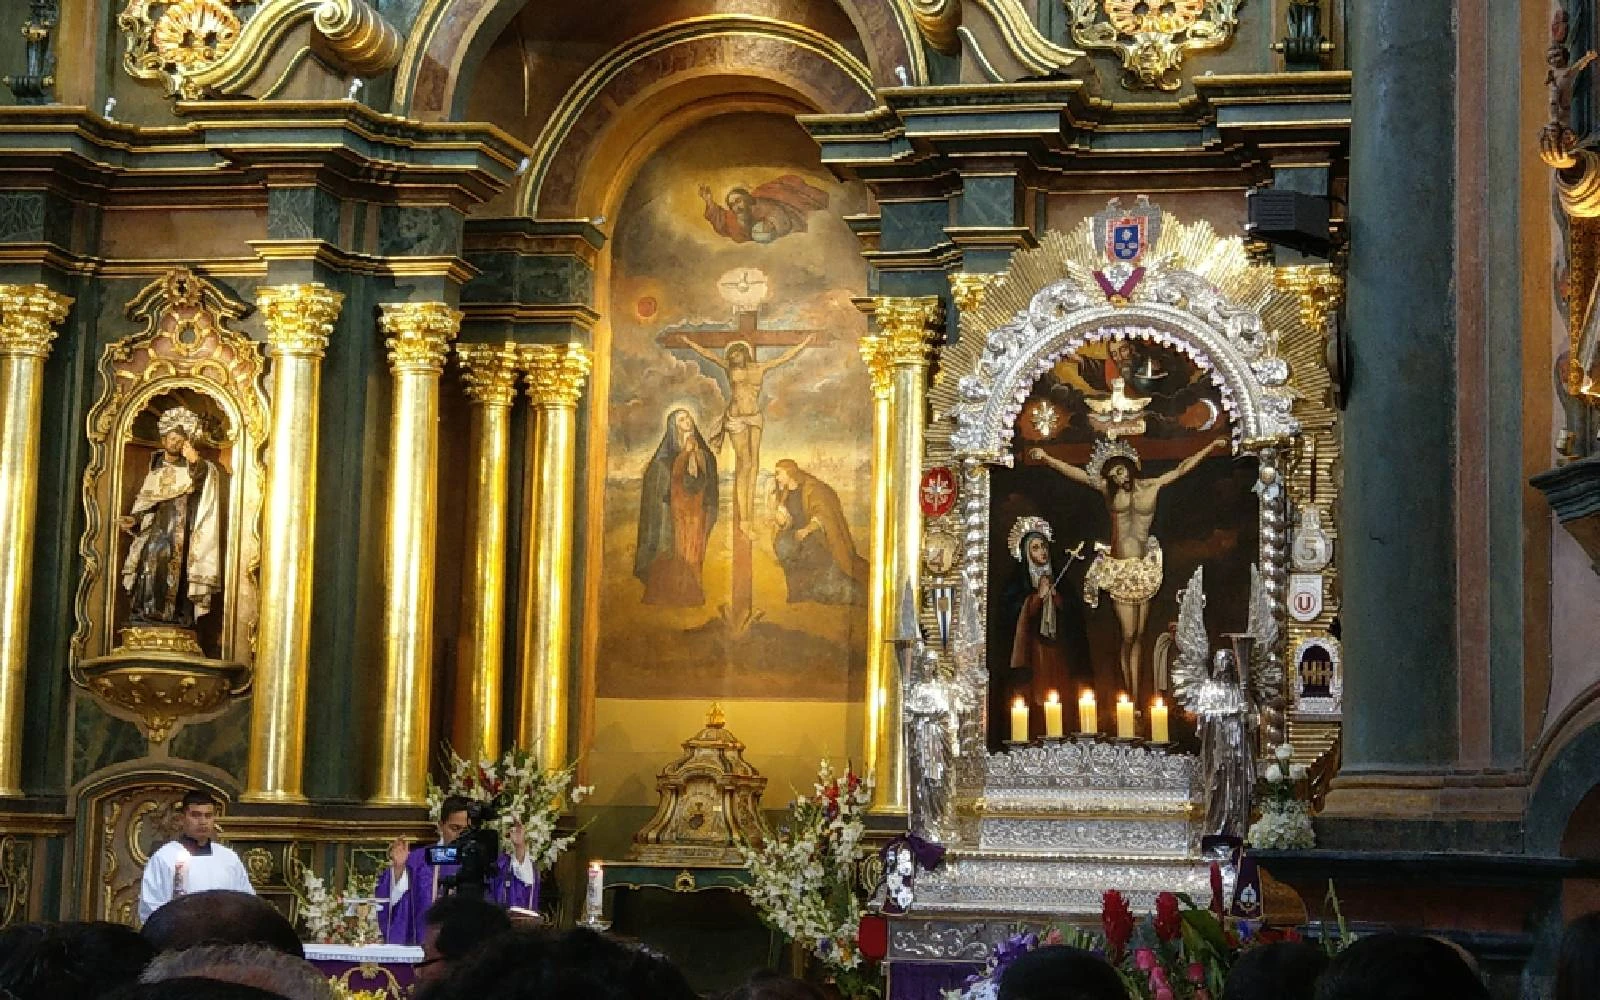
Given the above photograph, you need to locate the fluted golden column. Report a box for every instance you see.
[372,302,461,806]
[246,283,343,804]
[0,285,70,798]
[858,333,897,812]
[515,344,591,772]
[453,343,520,758]
[870,296,943,814]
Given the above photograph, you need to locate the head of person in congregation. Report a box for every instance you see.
[109,979,297,1000]
[996,945,1126,1000]
[421,926,696,1000]
[720,970,828,1000]
[1556,910,1600,1000]
[138,791,256,924]
[414,894,514,990]
[1222,940,1328,1000]
[375,795,538,946]
[0,920,154,999]
[141,890,304,959]
[138,944,332,1000]
[1314,933,1489,1000]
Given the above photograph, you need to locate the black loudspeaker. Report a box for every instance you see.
[1245,188,1332,259]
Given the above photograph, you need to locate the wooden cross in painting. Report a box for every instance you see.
[659,307,829,633]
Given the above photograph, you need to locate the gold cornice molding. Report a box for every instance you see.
[517,15,875,215]
[456,342,522,407]
[256,283,343,358]
[379,302,461,374]
[248,241,480,286]
[0,285,72,357]
[520,343,592,408]
[457,303,602,331]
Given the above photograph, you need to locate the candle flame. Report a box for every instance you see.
[1012,696,1026,709]
[1045,690,1060,705]
[1079,689,1095,702]
[1154,696,1165,708]
[1117,692,1130,705]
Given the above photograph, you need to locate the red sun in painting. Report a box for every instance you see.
[636,296,658,320]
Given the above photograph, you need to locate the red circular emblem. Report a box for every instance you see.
[919,467,957,518]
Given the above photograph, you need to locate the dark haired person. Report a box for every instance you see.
[997,945,1126,1000]
[1223,940,1328,1000]
[421,926,696,1000]
[0,920,154,998]
[140,890,304,959]
[139,790,253,923]
[375,794,536,945]
[415,895,514,990]
[1314,933,1489,1000]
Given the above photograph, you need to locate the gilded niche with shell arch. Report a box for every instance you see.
[71,268,268,743]
[917,204,1342,845]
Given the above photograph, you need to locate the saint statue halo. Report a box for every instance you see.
[1008,515,1054,563]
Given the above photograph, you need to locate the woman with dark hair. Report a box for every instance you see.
[1314,933,1488,1000]
[635,408,719,605]
[1556,910,1600,1000]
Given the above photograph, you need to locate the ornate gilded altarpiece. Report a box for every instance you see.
[901,206,1341,922]
[70,269,266,743]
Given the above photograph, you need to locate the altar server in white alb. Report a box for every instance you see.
[138,789,255,922]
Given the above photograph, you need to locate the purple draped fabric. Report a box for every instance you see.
[374,846,537,945]
[890,962,983,1000]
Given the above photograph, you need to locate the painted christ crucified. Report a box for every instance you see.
[676,334,814,535]
[1027,437,1229,701]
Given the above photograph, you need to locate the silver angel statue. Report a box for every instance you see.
[1170,565,1282,839]
[905,646,958,842]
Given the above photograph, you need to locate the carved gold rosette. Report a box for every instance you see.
[71,268,264,742]
[1065,0,1243,91]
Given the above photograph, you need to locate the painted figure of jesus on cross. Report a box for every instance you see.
[661,306,827,632]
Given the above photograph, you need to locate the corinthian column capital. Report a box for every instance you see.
[948,272,998,316]
[520,343,592,408]
[379,302,461,374]
[257,284,344,358]
[0,284,72,358]
[859,334,894,399]
[1273,265,1342,337]
[872,296,943,367]
[456,342,522,407]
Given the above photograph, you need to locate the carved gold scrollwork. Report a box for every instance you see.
[0,836,32,927]
[119,0,401,99]
[1064,0,1243,91]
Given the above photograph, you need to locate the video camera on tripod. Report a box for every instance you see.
[424,800,500,900]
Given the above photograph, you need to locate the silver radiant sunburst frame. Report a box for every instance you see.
[905,208,1318,929]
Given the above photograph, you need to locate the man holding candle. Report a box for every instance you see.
[377,795,540,945]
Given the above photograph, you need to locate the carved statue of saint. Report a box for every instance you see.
[1541,8,1598,170]
[1197,647,1255,840]
[119,407,222,628]
[904,647,957,841]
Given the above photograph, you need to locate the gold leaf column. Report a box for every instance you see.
[453,342,521,758]
[870,295,943,814]
[372,302,461,806]
[858,332,897,813]
[516,344,591,772]
[0,285,70,798]
[246,283,343,804]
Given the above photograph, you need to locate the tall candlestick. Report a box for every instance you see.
[1077,690,1097,734]
[1010,697,1029,742]
[585,861,605,918]
[1043,690,1064,738]
[1116,694,1136,738]
[1151,697,1170,743]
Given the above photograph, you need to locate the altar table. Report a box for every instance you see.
[305,943,423,997]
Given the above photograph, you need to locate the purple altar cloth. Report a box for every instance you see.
[889,960,984,1000]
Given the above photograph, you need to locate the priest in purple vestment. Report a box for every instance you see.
[376,794,539,945]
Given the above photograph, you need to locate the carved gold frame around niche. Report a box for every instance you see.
[70,269,268,733]
[920,212,1343,819]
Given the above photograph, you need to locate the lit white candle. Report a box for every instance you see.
[1116,694,1135,739]
[1010,697,1029,743]
[1077,690,1097,734]
[1151,697,1170,743]
[585,861,604,916]
[1043,691,1063,738]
